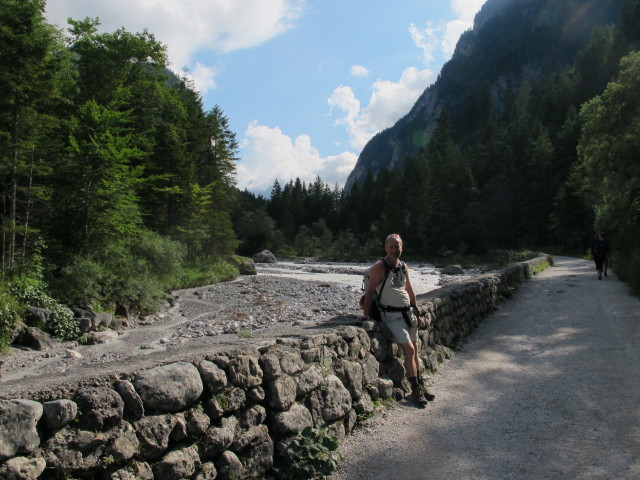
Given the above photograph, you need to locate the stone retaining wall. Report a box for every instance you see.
[0,256,551,480]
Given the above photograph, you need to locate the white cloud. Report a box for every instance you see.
[329,67,435,150]
[409,22,438,63]
[45,0,306,92]
[350,65,370,77]
[452,0,486,22]
[190,62,217,93]
[236,122,358,192]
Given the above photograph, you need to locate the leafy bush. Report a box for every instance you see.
[7,279,80,341]
[273,424,343,479]
[176,260,239,289]
[0,286,21,351]
[54,230,187,314]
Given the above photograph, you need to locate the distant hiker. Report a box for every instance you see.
[590,232,609,280]
[601,233,611,276]
[360,233,434,407]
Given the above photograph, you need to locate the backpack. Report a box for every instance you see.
[592,239,607,257]
[359,258,406,320]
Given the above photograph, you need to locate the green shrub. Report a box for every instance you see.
[0,287,21,351]
[54,231,187,314]
[7,279,80,341]
[273,423,343,479]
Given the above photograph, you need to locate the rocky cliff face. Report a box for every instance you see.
[344,0,623,191]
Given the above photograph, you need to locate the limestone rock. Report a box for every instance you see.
[152,444,200,480]
[226,355,263,388]
[116,380,144,420]
[334,359,363,400]
[201,416,237,459]
[215,450,245,480]
[271,403,313,436]
[441,264,465,275]
[134,414,178,459]
[252,250,277,263]
[41,399,77,431]
[265,375,297,411]
[75,387,124,431]
[319,375,352,422]
[295,366,323,397]
[235,424,274,478]
[198,360,228,393]
[0,455,46,480]
[25,306,52,327]
[134,362,203,412]
[0,400,43,461]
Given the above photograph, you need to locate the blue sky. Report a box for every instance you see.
[45,0,487,195]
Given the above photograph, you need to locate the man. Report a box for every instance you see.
[361,233,434,407]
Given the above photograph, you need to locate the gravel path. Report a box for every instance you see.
[330,256,640,480]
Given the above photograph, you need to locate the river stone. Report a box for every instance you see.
[110,460,153,480]
[86,330,119,344]
[265,375,297,411]
[237,404,267,429]
[134,362,203,412]
[183,407,210,437]
[194,462,217,480]
[377,377,394,399]
[215,450,245,480]
[41,399,77,431]
[44,422,138,472]
[295,366,323,397]
[115,380,144,420]
[260,353,282,380]
[252,250,277,263]
[334,359,363,399]
[441,264,465,274]
[18,327,55,350]
[227,355,263,388]
[235,425,274,479]
[0,456,46,479]
[134,414,178,459]
[25,306,52,327]
[0,400,42,461]
[75,388,124,431]
[201,416,237,459]
[247,386,265,403]
[361,353,380,385]
[271,403,313,436]
[353,391,375,415]
[152,444,200,480]
[320,375,352,422]
[198,360,228,393]
[280,351,305,375]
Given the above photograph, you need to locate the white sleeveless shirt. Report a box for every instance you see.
[377,262,410,308]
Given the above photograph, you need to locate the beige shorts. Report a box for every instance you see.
[381,309,418,344]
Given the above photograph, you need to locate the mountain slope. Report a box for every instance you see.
[345,0,623,190]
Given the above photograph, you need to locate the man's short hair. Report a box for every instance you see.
[385,233,402,245]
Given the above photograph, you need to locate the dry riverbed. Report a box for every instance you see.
[0,259,480,399]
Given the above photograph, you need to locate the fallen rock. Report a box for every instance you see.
[252,250,277,264]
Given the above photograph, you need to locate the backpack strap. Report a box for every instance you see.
[377,257,392,299]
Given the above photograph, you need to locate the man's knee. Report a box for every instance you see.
[400,342,416,356]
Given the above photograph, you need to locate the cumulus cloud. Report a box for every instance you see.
[452,0,486,22]
[236,122,358,192]
[409,22,439,63]
[45,0,306,91]
[350,65,370,77]
[329,67,435,150]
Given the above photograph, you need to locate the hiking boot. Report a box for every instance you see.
[423,389,435,402]
[409,386,428,408]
